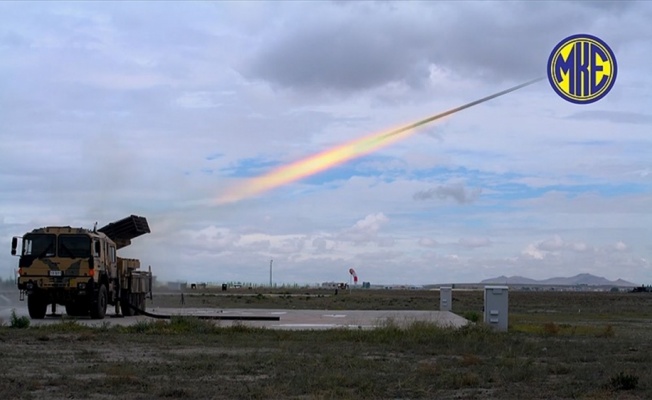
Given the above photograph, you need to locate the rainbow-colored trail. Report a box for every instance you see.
[217,78,543,205]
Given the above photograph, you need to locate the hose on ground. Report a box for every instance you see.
[124,302,280,321]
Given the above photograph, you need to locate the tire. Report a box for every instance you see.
[90,285,108,320]
[65,303,76,316]
[27,294,47,319]
[120,294,135,317]
[130,293,144,315]
[65,302,88,317]
[138,294,146,314]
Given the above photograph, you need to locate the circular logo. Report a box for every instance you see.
[547,34,617,104]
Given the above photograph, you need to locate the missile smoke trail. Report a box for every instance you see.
[217,78,544,205]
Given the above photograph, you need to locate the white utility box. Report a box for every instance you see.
[440,286,452,311]
[484,285,509,331]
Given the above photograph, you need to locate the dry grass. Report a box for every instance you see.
[1,290,651,399]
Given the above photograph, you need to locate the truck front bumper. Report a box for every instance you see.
[18,278,94,299]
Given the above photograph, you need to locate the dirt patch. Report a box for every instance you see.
[1,291,652,399]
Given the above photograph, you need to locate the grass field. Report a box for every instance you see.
[1,289,651,399]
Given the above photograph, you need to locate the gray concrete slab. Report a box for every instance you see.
[3,306,468,330]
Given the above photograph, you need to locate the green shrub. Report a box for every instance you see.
[10,309,30,329]
[159,388,192,398]
[121,317,219,334]
[542,322,560,336]
[169,316,217,333]
[127,320,150,333]
[226,321,264,334]
[596,324,615,338]
[456,322,495,338]
[43,320,86,333]
[98,321,111,332]
[462,311,480,323]
[607,371,639,391]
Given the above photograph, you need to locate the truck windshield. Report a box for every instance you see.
[58,235,91,258]
[23,234,56,258]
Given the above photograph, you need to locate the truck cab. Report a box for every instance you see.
[12,215,151,320]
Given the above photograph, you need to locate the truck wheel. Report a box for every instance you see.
[65,303,76,316]
[138,294,146,313]
[120,295,135,317]
[130,294,142,315]
[65,302,88,317]
[90,285,108,320]
[27,294,47,319]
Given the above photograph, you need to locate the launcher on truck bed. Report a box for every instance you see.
[99,215,150,249]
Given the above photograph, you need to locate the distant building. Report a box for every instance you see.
[166,281,187,291]
[321,282,349,289]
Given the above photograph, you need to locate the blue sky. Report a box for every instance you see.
[1,1,651,285]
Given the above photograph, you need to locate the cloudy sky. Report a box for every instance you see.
[1,1,651,286]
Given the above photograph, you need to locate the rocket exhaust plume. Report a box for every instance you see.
[217,78,544,204]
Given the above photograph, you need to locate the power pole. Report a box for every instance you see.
[269,259,273,287]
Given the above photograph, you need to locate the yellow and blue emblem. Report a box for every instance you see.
[547,34,617,104]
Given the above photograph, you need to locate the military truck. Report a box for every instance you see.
[11,215,152,319]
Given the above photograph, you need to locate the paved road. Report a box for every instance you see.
[4,306,468,330]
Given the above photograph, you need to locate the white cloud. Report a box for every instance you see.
[337,213,394,246]
[418,237,438,248]
[182,226,241,253]
[413,183,482,204]
[538,235,565,251]
[312,237,336,252]
[175,92,223,109]
[522,244,545,260]
[349,213,388,234]
[1,2,651,285]
[458,237,492,248]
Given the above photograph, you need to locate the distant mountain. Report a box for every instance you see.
[481,273,637,287]
[481,275,540,285]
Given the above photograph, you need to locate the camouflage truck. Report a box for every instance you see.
[11,215,152,319]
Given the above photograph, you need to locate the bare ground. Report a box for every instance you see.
[1,289,651,399]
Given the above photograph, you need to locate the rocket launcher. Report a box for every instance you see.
[98,215,150,249]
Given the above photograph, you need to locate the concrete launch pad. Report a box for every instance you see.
[8,307,469,330]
